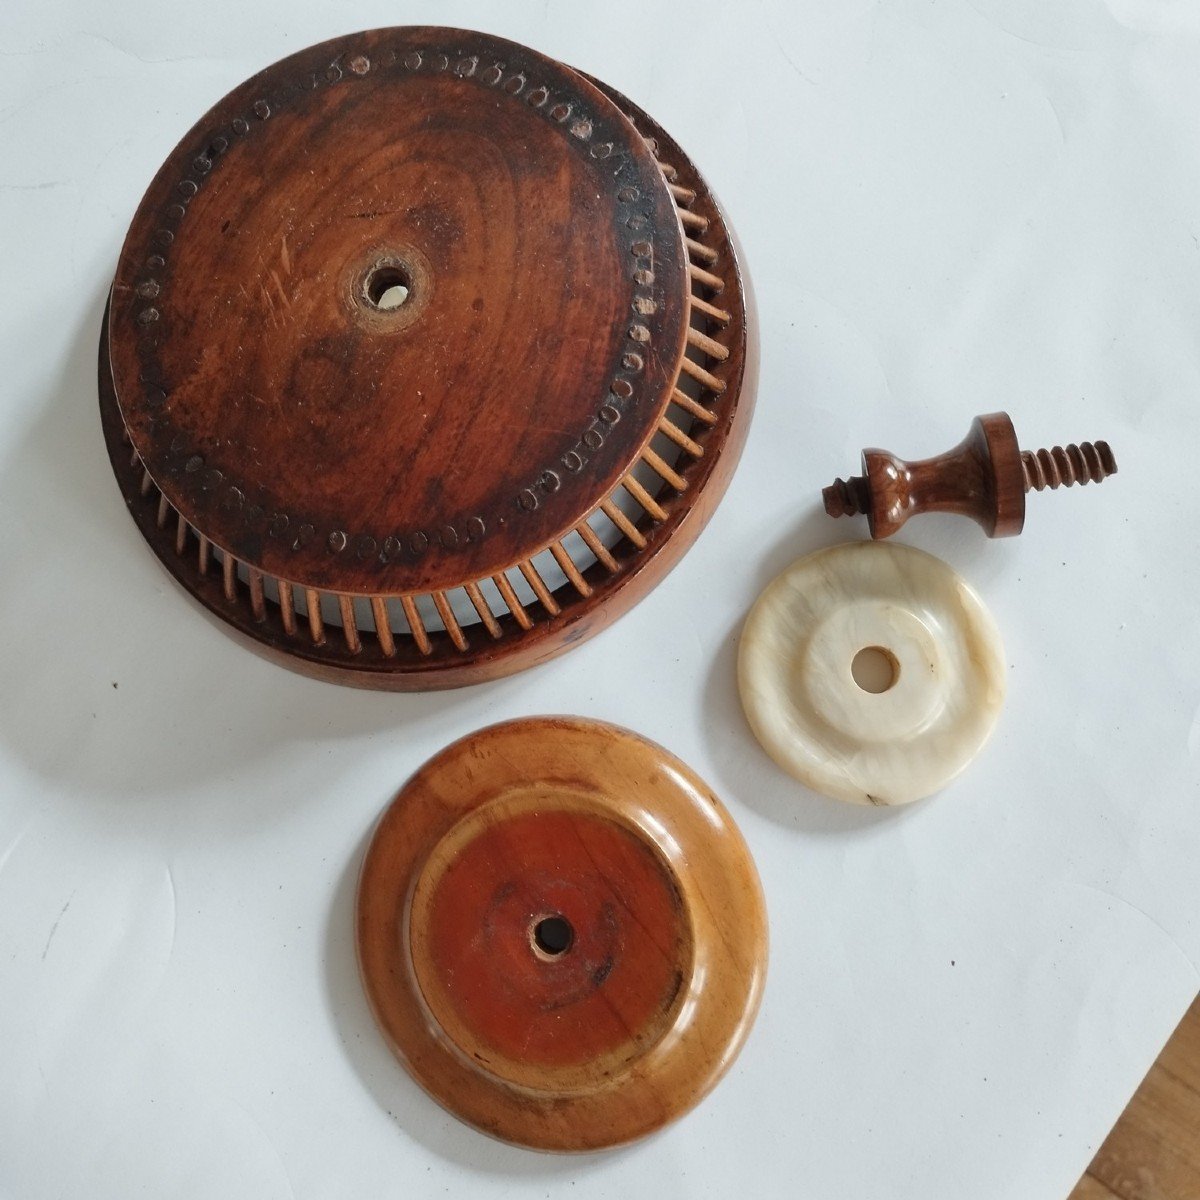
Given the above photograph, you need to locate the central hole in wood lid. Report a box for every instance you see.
[851,646,899,694]
[364,263,411,310]
[531,914,574,957]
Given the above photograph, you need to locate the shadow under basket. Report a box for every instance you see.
[99,27,755,689]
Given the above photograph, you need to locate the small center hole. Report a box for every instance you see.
[851,646,899,694]
[365,264,411,311]
[532,915,574,957]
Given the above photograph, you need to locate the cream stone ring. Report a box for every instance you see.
[738,542,1005,805]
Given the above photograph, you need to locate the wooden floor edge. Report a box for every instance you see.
[1067,993,1200,1200]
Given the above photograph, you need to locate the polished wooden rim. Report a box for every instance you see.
[355,718,767,1151]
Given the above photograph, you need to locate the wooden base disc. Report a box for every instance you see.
[100,27,754,688]
[355,718,767,1150]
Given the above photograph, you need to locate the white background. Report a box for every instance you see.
[2,1,1198,1197]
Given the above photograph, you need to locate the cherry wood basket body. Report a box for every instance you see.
[99,27,755,689]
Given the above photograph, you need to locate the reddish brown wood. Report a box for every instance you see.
[99,28,755,688]
[355,717,767,1151]
[420,808,688,1070]
[822,412,1116,538]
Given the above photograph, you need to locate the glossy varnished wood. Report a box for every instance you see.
[822,412,1116,539]
[355,717,767,1151]
[99,27,755,688]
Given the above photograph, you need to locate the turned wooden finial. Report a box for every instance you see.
[822,412,1117,538]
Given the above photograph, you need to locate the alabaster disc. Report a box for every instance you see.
[738,542,1005,805]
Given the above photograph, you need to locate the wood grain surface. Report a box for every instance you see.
[824,412,1028,538]
[355,717,767,1151]
[823,411,1116,540]
[98,27,756,688]
[1070,995,1200,1200]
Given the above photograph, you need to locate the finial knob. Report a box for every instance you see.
[822,412,1116,538]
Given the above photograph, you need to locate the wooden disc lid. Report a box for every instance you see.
[356,717,767,1151]
[99,27,754,689]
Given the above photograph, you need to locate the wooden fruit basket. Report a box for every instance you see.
[99,27,755,689]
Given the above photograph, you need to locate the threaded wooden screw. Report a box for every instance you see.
[1020,442,1117,492]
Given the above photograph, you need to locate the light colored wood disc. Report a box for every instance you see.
[355,717,767,1151]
